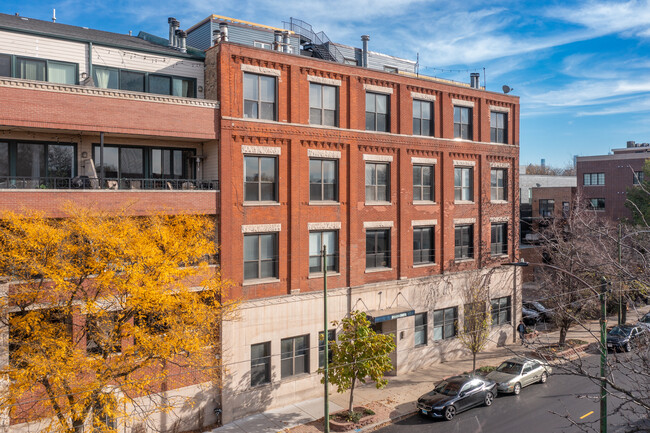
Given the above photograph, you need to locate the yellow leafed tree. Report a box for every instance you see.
[0,208,236,433]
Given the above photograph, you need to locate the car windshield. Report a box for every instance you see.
[532,302,546,311]
[496,361,523,375]
[609,326,631,337]
[433,380,461,396]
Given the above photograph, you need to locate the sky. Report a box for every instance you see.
[2,0,650,167]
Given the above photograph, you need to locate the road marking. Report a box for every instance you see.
[580,411,594,419]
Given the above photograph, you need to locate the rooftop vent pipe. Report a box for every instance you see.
[470,72,480,89]
[219,22,229,42]
[274,30,283,51]
[212,29,221,45]
[176,30,187,53]
[282,31,290,53]
[168,17,176,47]
[627,140,636,148]
[361,35,369,67]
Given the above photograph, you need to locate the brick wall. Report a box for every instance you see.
[211,43,520,301]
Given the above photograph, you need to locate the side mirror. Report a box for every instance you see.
[459,392,466,398]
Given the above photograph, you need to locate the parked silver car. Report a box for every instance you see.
[485,357,552,395]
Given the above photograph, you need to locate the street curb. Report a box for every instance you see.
[361,410,418,432]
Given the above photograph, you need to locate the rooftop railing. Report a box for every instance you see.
[0,177,219,191]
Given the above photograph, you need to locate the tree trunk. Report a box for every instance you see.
[559,326,568,345]
[348,377,356,414]
[472,352,477,376]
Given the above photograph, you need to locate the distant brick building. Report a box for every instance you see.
[0,12,523,429]
[577,141,650,221]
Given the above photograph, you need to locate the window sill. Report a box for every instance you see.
[250,381,273,389]
[491,253,508,258]
[365,267,393,274]
[414,343,428,348]
[242,278,281,286]
[365,201,392,206]
[413,262,437,268]
[454,258,474,263]
[281,372,311,383]
[413,200,437,205]
[490,200,508,204]
[243,201,281,206]
[308,272,341,279]
[309,201,340,206]
[454,200,475,205]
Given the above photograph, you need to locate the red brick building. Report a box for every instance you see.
[577,142,649,222]
[0,13,522,428]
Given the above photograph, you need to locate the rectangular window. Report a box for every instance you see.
[433,307,457,341]
[93,66,119,89]
[412,100,433,136]
[539,199,555,217]
[309,83,337,126]
[243,233,278,281]
[149,74,172,95]
[309,159,337,201]
[413,165,434,201]
[86,312,121,355]
[47,61,76,85]
[244,73,276,120]
[0,54,10,77]
[366,229,390,269]
[413,226,434,265]
[589,198,605,210]
[490,169,507,201]
[453,106,472,139]
[120,70,145,92]
[93,145,195,181]
[383,66,398,73]
[490,112,507,143]
[366,92,389,132]
[454,225,473,260]
[254,41,272,50]
[309,231,338,273]
[281,335,309,378]
[491,296,511,326]
[318,329,336,368]
[583,173,605,186]
[365,162,390,202]
[16,57,46,81]
[244,156,277,202]
[454,167,473,201]
[414,313,427,346]
[13,142,75,180]
[490,223,508,256]
[0,142,8,177]
[251,342,271,386]
[633,171,644,185]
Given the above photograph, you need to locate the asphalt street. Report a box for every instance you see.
[375,354,649,433]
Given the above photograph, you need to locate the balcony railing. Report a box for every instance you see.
[0,177,219,191]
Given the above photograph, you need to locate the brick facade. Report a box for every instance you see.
[210,42,520,301]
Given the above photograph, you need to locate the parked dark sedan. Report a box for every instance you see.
[524,301,555,322]
[522,306,541,326]
[607,324,646,352]
[417,376,496,421]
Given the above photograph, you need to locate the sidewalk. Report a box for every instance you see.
[211,305,650,433]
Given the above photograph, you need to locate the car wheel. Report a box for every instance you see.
[625,342,632,352]
[484,391,494,407]
[444,405,456,421]
[513,382,521,395]
[539,372,548,383]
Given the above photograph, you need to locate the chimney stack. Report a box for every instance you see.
[52,8,56,23]
[212,29,221,45]
[627,140,636,148]
[219,22,229,42]
[470,72,480,89]
[172,19,180,47]
[361,35,369,68]
[274,30,283,51]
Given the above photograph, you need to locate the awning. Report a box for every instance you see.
[365,307,415,324]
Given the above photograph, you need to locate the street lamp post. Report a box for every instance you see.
[322,245,330,433]
[501,260,609,433]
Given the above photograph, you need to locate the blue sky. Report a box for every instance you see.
[3,0,650,167]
